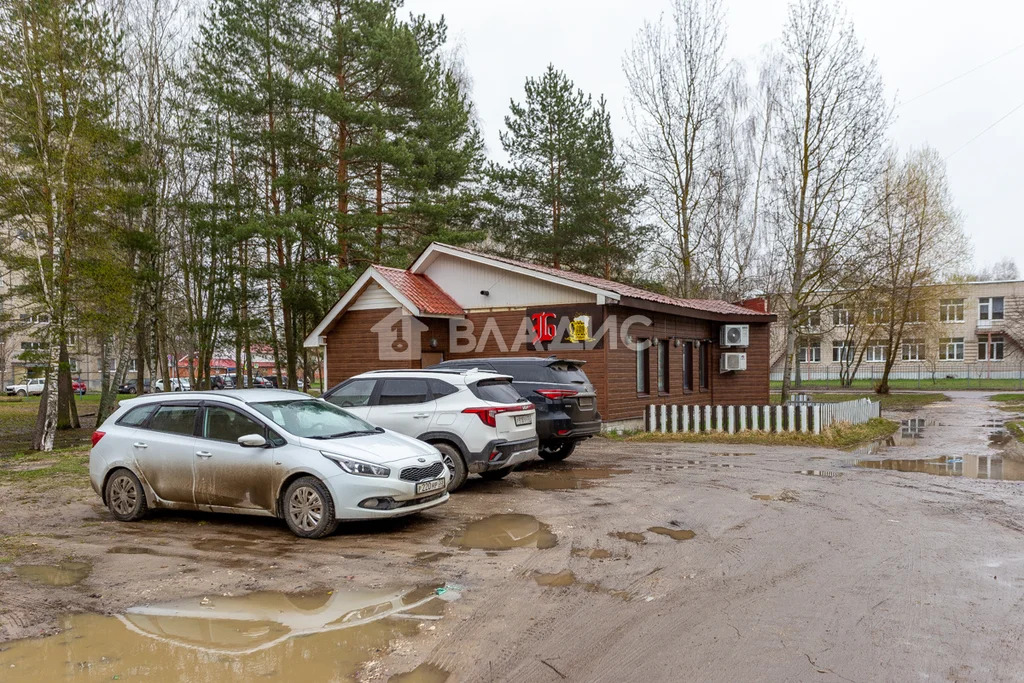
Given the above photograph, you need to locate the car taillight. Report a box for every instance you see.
[91,431,105,447]
[462,405,532,427]
[535,389,578,400]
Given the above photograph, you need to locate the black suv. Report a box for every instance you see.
[431,357,600,461]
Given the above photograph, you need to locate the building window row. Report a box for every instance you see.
[637,338,709,396]
[812,297,1005,327]
[798,336,1005,363]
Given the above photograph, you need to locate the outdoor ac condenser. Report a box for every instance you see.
[720,324,750,347]
[720,352,747,373]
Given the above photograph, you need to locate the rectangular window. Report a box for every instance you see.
[978,336,1005,361]
[906,307,923,324]
[657,340,669,393]
[833,306,851,327]
[867,307,887,325]
[902,339,925,361]
[798,307,821,329]
[832,341,853,363]
[699,342,709,390]
[147,405,199,436]
[683,342,693,391]
[979,297,1005,321]
[865,340,887,363]
[939,298,964,322]
[939,337,964,361]
[127,359,138,373]
[20,341,46,351]
[68,358,79,373]
[636,340,649,394]
[798,341,821,363]
[378,378,430,406]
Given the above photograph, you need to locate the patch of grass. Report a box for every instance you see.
[0,534,36,563]
[1007,421,1024,442]
[607,417,898,449]
[0,448,90,485]
[770,392,949,410]
[990,394,1024,404]
[771,378,1024,391]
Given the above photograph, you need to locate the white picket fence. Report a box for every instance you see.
[644,398,880,435]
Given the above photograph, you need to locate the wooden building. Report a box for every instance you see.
[304,243,775,430]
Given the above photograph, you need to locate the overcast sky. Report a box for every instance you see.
[405,0,1024,272]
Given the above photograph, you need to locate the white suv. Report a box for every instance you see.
[5,377,45,396]
[323,369,538,491]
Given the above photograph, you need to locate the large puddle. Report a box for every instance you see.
[15,560,92,586]
[442,514,557,550]
[518,466,631,490]
[0,585,458,681]
[856,454,1024,481]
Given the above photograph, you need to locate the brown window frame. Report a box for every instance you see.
[698,342,709,390]
[657,340,670,394]
[636,340,650,395]
[683,341,693,392]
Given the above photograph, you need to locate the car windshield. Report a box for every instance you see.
[250,399,379,439]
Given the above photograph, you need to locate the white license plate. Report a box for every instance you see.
[416,478,446,495]
[514,414,533,426]
[578,398,593,408]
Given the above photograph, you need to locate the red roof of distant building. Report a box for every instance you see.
[437,244,769,319]
[373,265,465,316]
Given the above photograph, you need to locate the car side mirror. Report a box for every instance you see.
[237,433,267,448]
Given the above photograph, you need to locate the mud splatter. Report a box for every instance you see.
[609,531,646,544]
[647,526,695,541]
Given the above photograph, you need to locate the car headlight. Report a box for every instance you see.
[321,451,390,477]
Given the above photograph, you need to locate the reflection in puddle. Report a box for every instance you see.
[795,470,843,477]
[990,430,1012,446]
[519,467,631,491]
[442,514,557,550]
[856,454,1024,481]
[0,585,459,680]
[390,662,452,683]
[648,526,695,541]
[609,531,646,544]
[15,560,92,586]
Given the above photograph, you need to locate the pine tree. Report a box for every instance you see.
[488,66,646,276]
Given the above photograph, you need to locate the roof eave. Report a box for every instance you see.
[618,296,777,323]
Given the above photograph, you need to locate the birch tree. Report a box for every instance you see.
[624,0,725,296]
[771,0,890,403]
[869,147,967,393]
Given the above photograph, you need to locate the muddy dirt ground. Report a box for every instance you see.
[3,392,1024,681]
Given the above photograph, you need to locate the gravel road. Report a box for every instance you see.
[2,391,1023,682]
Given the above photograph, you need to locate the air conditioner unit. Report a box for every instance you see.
[720,324,750,348]
[720,352,747,373]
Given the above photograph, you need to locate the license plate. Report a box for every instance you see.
[416,478,446,494]
[578,398,593,408]
[514,414,533,426]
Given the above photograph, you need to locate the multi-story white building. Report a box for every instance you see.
[770,279,1024,381]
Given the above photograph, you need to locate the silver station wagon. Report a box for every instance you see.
[89,390,450,538]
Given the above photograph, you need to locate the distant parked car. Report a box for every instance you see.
[5,377,45,397]
[89,389,450,538]
[118,379,151,395]
[432,357,600,461]
[209,375,231,390]
[323,368,538,491]
[154,378,191,392]
[265,375,305,390]
[72,379,87,396]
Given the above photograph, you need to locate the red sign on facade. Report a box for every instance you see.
[530,312,557,344]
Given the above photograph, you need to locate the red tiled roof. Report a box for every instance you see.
[437,244,770,318]
[373,265,465,316]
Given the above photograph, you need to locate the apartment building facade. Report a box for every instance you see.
[770,279,1024,380]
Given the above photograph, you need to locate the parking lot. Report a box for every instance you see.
[2,392,1024,681]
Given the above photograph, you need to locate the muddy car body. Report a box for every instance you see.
[89,389,450,537]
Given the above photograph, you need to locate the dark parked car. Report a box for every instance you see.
[431,357,600,461]
[118,379,151,395]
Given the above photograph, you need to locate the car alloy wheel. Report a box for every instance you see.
[288,485,323,532]
[110,474,138,516]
